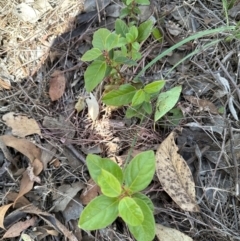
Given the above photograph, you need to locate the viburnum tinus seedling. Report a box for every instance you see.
[78,151,156,241]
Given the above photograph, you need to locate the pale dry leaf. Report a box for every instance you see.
[49,70,66,101]
[3,216,36,238]
[228,96,239,121]
[80,178,100,205]
[156,132,200,212]
[21,233,34,241]
[86,92,99,121]
[0,203,13,229]
[156,224,193,241]
[0,78,11,90]
[0,135,41,163]
[33,0,52,14]
[75,97,86,113]
[53,181,85,211]
[184,95,218,114]
[2,112,41,137]
[27,166,41,183]
[19,204,78,241]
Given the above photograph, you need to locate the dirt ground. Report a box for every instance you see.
[0,0,240,240]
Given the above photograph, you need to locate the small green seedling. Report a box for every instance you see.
[78,151,156,241]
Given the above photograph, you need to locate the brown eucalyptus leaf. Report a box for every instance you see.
[49,70,66,101]
[156,223,193,241]
[2,112,41,137]
[0,203,13,229]
[156,132,200,212]
[3,216,36,238]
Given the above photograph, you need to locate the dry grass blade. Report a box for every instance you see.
[156,132,200,212]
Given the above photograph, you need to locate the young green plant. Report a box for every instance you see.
[78,151,156,241]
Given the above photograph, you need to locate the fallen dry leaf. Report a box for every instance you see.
[6,192,30,208]
[14,171,34,206]
[156,132,200,212]
[49,70,66,101]
[2,112,41,137]
[19,204,78,241]
[21,233,34,241]
[75,96,86,113]
[0,203,13,229]
[156,223,193,241]
[3,216,36,238]
[80,178,100,205]
[86,92,99,121]
[184,95,218,114]
[53,181,85,212]
[0,135,41,163]
[0,78,11,90]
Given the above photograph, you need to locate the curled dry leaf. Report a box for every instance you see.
[75,96,86,113]
[0,203,13,229]
[49,70,66,101]
[19,204,78,241]
[156,132,200,212]
[3,216,36,238]
[2,112,41,137]
[184,95,218,114]
[86,92,99,121]
[156,223,193,241]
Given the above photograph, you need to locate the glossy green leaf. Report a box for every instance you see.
[137,20,154,42]
[132,90,146,106]
[128,198,155,241]
[154,85,182,122]
[132,193,154,212]
[79,195,119,230]
[92,28,111,50]
[86,154,123,184]
[124,150,155,192]
[144,80,165,94]
[136,0,150,4]
[84,60,107,92]
[102,84,136,106]
[119,197,144,226]
[115,19,128,37]
[81,48,102,61]
[105,33,119,51]
[98,169,122,197]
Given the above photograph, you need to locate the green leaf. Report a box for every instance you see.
[142,102,152,114]
[165,107,183,126]
[128,198,155,241]
[92,28,111,50]
[124,150,155,193]
[154,85,182,122]
[132,42,140,51]
[79,195,119,230]
[137,20,154,42]
[81,48,102,61]
[86,154,123,184]
[129,26,138,40]
[136,0,150,4]
[131,49,142,61]
[84,60,107,92]
[120,7,131,18]
[144,80,165,94]
[115,19,128,37]
[132,90,146,106]
[105,33,119,51]
[126,0,134,5]
[114,56,137,66]
[98,169,122,197]
[125,106,143,119]
[152,27,163,42]
[132,193,154,212]
[126,33,135,43]
[119,197,144,226]
[102,84,137,106]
